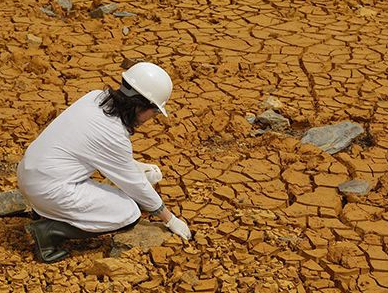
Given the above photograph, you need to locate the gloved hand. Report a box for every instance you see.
[144,165,162,185]
[165,214,192,240]
[134,161,163,185]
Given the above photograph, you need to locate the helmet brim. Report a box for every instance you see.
[122,72,169,117]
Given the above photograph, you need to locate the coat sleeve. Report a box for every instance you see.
[90,131,163,212]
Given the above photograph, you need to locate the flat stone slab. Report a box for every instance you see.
[338,180,370,196]
[257,109,290,130]
[57,0,72,12]
[301,121,364,154]
[0,189,30,216]
[110,219,172,256]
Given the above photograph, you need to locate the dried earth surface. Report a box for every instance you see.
[1,0,388,292]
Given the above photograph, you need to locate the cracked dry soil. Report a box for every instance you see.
[1,0,388,292]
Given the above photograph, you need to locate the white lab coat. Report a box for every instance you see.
[17,90,163,232]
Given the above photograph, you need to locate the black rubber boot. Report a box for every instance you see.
[30,209,42,220]
[26,219,99,263]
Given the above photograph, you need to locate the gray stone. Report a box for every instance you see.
[99,3,118,14]
[57,0,72,12]
[250,128,268,136]
[40,6,56,17]
[90,8,103,18]
[122,26,129,36]
[301,121,364,154]
[113,11,137,17]
[245,113,256,124]
[0,190,30,216]
[110,219,172,256]
[90,4,118,18]
[338,180,370,196]
[257,109,290,130]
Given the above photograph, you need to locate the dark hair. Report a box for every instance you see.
[98,80,156,134]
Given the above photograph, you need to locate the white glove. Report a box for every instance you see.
[134,161,163,185]
[165,214,192,240]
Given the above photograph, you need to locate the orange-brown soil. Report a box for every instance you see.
[1,0,388,292]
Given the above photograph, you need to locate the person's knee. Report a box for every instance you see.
[127,207,141,228]
[131,216,141,227]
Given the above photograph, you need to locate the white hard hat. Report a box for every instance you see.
[122,62,172,117]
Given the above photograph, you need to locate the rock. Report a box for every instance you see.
[257,109,290,130]
[245,112,256,124]
[26,34,42,48]
[113,11,137,17]
[260,96,283,110]
[0,189,30,216]
[301,121,364,154]
[90,4,118,18]
[250,128,269,136]
[122,26,129,36]
[89,8,103,18]
[57,0,72,12]
[40,6,56,17]
[110,219,171,256]
[100,3,118,13]
[338,180,370,196]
